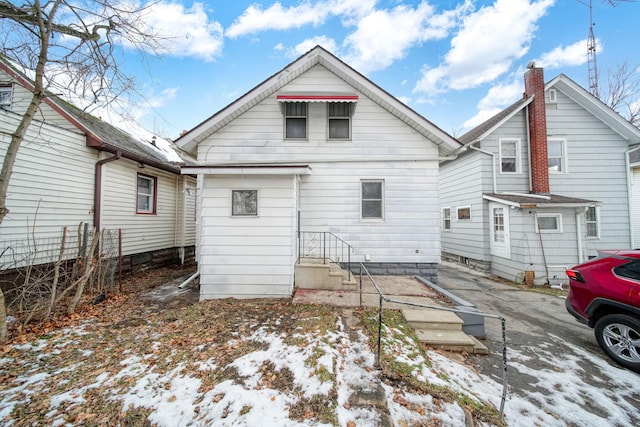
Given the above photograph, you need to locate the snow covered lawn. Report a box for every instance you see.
[1,292,638,426]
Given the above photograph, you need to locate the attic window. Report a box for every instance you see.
[0,84,13,110]
[328,102,352,140]
[548,89,557,103]
[284,102,307,139]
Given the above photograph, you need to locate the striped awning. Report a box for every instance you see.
[276,93,358,102]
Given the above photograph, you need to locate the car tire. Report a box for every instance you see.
[594,314,640,373]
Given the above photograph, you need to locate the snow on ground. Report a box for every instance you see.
[1,309,639,426]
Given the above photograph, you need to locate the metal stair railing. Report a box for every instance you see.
[297,231,353,277]
[358,262,508,421]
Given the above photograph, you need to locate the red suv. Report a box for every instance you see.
[566,250,640,373]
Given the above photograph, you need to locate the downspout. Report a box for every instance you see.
[576,208,585,264]
[94,151,121,231]
[625,145,640,248]
[469,142,497,193]
[525,106,533,192]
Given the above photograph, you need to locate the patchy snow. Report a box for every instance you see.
[1,309,639,426]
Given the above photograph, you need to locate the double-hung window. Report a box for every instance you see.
[137,174,157,214]
[0,85,12,110]
[586,206,599,238]
[284,102,307,139]
[361,180,384,219]
[442,207,451,231]
[328,102,351,140]
[548,138,566,173]
[499,139,520,173]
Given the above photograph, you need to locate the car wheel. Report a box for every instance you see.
[594,314,640,373]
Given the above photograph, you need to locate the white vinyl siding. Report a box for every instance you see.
[0,109,94,267]
[546,88,631,252]
[101,160,178,256]
[198,175,298,299]
[299,162,440,264]
[439,151,491,262]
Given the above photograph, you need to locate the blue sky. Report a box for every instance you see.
[112,0,640,140]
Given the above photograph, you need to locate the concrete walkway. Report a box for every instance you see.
[292,275,449,310]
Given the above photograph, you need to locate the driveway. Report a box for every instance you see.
[436,262,640,424]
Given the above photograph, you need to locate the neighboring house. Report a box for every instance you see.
[0,58,196,279]
[440,63,640,285]
[176,46,461,300]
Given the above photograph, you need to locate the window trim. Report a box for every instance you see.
[136,173,157,215]
[361,179,384,221]
[283,102,308,140]
[499,138,521,174]
[231,189,258,217]
[442,207,451,231]
[586,206,600,239]
[536,213,563,233]
[0,84,13,110]
[457,206,471,221]
[547,138,567,174]
[327,102,352,140]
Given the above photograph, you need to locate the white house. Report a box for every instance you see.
[176,46,461,300]
[0,58,197,278]
[440,64,640,285]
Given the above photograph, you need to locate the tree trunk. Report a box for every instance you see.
[0,288,6,343]
[0,11,53,336]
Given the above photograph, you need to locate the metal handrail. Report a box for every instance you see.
[298,231,353,276]
[358,262,508,420]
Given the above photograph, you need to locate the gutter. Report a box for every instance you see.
[94,151,121,230]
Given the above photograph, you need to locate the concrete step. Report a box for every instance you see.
[414,329,477,353]
[295,261,357,290]
[402,308,463,331]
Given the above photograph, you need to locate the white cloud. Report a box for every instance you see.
[462,76,523,129]
[536,38,592,69]
[139,2,223,62]
[290,36,338,58]
[415,0,555,95]
[226,0,375,38]
[343,1,470,74]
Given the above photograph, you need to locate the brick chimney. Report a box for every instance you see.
[524,63,549,194]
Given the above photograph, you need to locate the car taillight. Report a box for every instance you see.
[566,269,585,283]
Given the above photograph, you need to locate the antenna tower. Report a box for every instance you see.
[587,0,599,98]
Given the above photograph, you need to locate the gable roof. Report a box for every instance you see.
[459,96,534,144]
[546,73,640,143]
[176,45,461,156]
[0,57,186,173]
[459,72,640,146]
